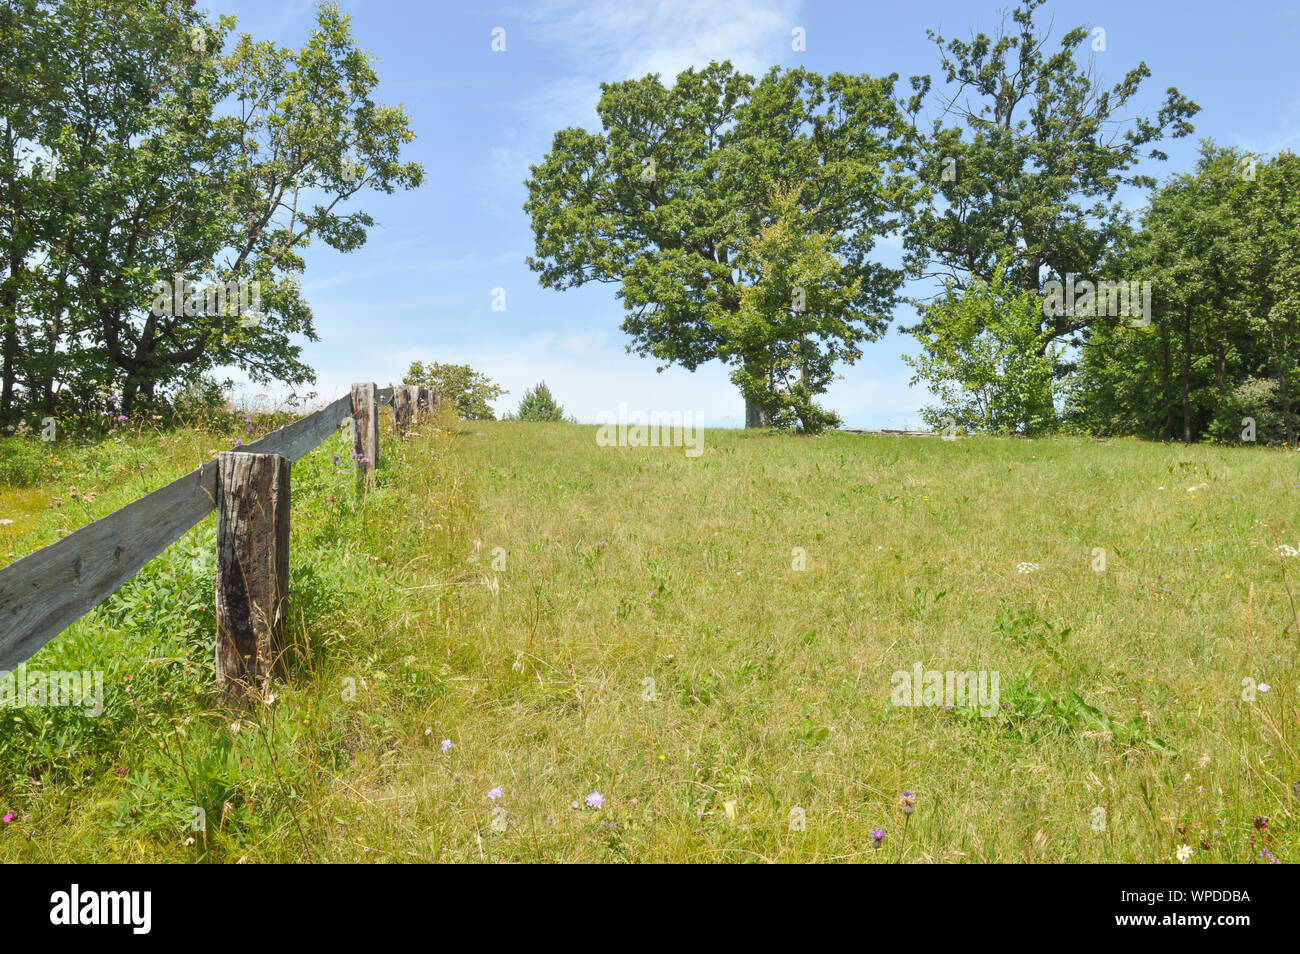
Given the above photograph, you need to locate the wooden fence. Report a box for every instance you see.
[0,382,433,697]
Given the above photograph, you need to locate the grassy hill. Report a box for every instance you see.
[1,418,1296,862]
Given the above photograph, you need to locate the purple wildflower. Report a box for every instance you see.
[487,786,502,800]
[586,791,604,809]
[441,739,453,753]
[871,828,885,847]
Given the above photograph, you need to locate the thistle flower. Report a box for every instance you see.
[871,828,886,848]
[900,791,916,816]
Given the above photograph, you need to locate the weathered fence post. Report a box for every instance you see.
[393,386,412,434]
[350,382,378,471]
[215,452,290,699]
[406,385,421,423]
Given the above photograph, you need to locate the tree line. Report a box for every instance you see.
[524,0,1298,443]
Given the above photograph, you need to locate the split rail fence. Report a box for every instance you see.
[0,382,432,697]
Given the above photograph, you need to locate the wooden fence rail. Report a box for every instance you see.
[0,383,432,695]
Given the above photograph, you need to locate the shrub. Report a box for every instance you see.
[514,381,566,422]
[1206,377,1286,445]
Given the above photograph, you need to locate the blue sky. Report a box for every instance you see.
[214,0,1300,427]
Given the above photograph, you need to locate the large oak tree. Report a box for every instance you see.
[524,61,918,429]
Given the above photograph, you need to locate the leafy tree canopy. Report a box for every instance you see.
[525,60,918,427]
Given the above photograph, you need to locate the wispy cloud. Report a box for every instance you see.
[519,0,802,81]
[505,0,803,141]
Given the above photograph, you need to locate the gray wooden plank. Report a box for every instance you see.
[0,393,355,669]
[0,461,220,670]
[241,393,353,462]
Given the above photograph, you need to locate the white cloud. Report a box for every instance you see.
[521,0,801,81]
[507,0,802,137]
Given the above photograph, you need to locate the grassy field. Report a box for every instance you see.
[1,416,1297,862]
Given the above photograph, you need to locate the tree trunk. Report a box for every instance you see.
[42,295,67,415]
[742,351,770,428]
[0,286,16,422]
[0,251,20,421]
[1160,321,1173,439]
[1182,303,1192,444]
[1280,332,1294,448]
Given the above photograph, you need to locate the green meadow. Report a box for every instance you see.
[0,416,1296,862]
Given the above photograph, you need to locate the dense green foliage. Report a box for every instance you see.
[904,267,1060,435]
[1068,146,1300,444]
[0,0,422,424]
[524,61,917,428]
[521,0,1257,438]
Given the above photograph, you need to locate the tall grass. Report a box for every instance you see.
[0,419,1295,862]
